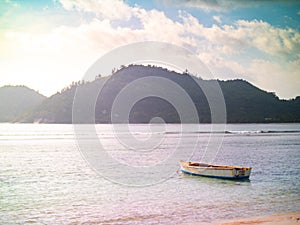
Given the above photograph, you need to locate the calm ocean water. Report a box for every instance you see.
[0,123,299,224]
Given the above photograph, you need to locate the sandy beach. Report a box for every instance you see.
[209,212,300,225]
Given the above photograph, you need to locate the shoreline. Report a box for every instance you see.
[208,212,300,225]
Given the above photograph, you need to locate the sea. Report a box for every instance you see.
[0,123,299,224]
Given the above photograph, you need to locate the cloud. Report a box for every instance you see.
[1,1,299,98]
[163,0,300,11]
[57,1,300,60]
[213,16,221,23]
[4,0,20,8]
[247,59,300,99]
[178,14,300,59]
[0,28,98,96]
[198,53,300,99]
[236,20,300,59]
[59,0,134,20]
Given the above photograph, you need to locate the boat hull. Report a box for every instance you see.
[180,161,251,180]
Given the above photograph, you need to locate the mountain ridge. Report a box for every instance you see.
[1,65,300,123]
[0,85,46,122]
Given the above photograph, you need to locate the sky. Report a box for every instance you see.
[0,0,299,99]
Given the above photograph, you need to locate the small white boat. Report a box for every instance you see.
[180,160,251,180]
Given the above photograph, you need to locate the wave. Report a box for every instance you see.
[226,130,300,134]
[164,130,300,135]
[1,130,299,141]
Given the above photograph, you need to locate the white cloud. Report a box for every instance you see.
[59,0,134,20]
[57,1,300,60]
[163,0,244,11]
[213,16,221,23]
[198,49,300,99]
[247,59,300,99]
[179,14,300,59]
[0,29,97,96]
[162,0,300,11]
[4,0,20,7]
[236,20,300,59]
[1,1,299,98]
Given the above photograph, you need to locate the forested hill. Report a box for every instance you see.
[8,65,300,123]
[0,85,46,122]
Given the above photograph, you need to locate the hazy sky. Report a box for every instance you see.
[0,0,299,99]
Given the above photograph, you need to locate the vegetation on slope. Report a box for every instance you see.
[0,85,46,122]
[5,65,300,123]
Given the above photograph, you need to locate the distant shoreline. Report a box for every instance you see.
[2,122,300,125]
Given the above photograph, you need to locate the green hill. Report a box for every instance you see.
[15,65,300,123]
[0,85,46,122]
